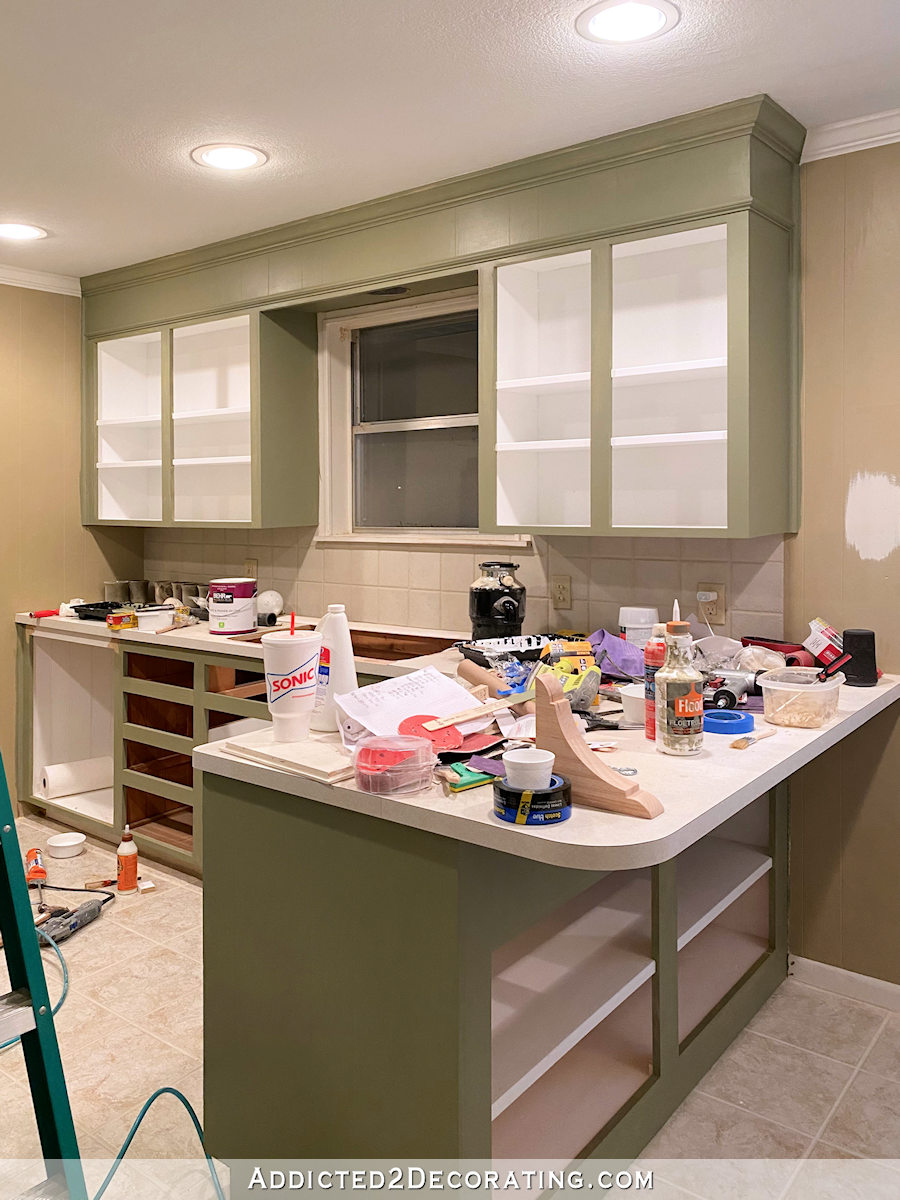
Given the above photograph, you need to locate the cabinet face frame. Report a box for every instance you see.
[478,238,604,537]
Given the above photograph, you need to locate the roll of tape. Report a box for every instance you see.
[703,709,754,734]
[493,774,572,826]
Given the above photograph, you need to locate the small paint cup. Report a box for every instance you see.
[261,630,323,742]
[502,747,555,791]
[619,683,646,725]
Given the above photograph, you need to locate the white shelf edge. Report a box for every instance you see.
[611,358,727,383]
[173,407,251,422]
[611,430,727,448]
[32,787,115,828]
[677,839,773,951]
[96,459,162,469]
[96,415,161,428]
[491,960,655,1120]
[496,439,590,453]
[496,372,590,391]
[173,456,252,466]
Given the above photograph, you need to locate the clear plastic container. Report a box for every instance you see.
[353,735,435,795]
[759,667,845,728]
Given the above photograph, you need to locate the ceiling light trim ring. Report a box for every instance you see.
[190,144,269,170]
[0,223,48,241]
[575,0,680,44]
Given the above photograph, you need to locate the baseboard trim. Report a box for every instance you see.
[790,955,900,1011]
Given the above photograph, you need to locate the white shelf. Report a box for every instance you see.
[96,459,162,469]
[173,456,251,466]
[96,415,161,429]
[35,787,115,828]
[611,430,727,449]
[496,372,590,395]
[677,837,772,950]
[173,407,251,422]
[495,439,590,453]
[491,871,654,1118]
[611,358,726,386]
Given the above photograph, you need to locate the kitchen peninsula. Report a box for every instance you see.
[195,674,900,1168]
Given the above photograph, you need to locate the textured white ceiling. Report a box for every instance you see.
[2,0,899,277]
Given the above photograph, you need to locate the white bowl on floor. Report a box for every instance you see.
[46,832,86,858]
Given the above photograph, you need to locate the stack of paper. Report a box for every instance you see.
[335,667,499,746]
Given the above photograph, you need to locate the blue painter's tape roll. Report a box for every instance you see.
[493,774,572,826]
[703,709,754,734]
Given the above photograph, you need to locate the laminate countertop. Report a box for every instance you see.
[14,612,465,677]
[194,675,900,872]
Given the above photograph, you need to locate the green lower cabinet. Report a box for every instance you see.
[203,774,788,1165]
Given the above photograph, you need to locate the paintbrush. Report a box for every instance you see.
[731,729,777,750]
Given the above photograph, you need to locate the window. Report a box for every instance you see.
[319,294,480,537]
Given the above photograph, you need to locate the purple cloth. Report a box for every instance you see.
[588,629,646,681]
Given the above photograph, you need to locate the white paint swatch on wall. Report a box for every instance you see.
[845,471,900,560]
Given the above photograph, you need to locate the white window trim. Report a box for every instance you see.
[317,289,530,549]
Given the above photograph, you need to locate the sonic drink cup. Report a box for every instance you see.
[261,630,323,742]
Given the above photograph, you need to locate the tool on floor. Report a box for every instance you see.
[24,846,48,910]
[39,898,106,945]
[731,728,777,750]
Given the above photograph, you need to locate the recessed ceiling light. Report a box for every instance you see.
[0,222,48,241]
[190,144,268,171]
[575,0,679,43]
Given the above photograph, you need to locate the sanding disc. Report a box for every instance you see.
[398,714,463,749]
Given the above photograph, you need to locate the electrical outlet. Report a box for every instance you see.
[243,557,258,579]
[697,582,726,626]
[551,574,572,610]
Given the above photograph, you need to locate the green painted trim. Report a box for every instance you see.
[120,676,192,704]
[83,96,803,298]
[201,693,270,721]
[27,797,116,840]
[161,326,174,524]
[592,240,613,534]
[15,625,34,810]
[476,266,498,533]
[652,860,679,1079]
[120,766,193,806]
[121,722,193,756]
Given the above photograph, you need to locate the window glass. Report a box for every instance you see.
[354,426,478,528]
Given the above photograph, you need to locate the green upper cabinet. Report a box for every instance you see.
[85,308,318,528]
[479,209,796,538]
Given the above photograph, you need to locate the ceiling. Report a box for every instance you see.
[2,0,899,279]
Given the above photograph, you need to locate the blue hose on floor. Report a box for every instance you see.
[92,1086,226,1200]
[0,925,223,1197]
[0,928,68,1051]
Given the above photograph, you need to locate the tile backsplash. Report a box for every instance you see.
[144,529,784,640]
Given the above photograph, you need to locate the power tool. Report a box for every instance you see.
[39,898,106,943]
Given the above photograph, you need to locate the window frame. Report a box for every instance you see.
[318,289,484,541]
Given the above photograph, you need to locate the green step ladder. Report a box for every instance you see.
[0,753,87,1200]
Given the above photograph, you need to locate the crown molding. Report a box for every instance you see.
[0,264,81,297]
[802,108,900,163]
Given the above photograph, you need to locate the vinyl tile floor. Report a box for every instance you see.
[5,815,900,1200]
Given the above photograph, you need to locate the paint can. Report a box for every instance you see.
[492,775,572,826]
[208,577,258,635]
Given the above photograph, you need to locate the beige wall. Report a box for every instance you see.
[0,282,142,803]
[787,143,900,983]
[145,530,784,640]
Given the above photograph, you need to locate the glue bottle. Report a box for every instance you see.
[117,825,138,894]
[643,623,667,742]
[310,604,358,731]
[655,621,704,756]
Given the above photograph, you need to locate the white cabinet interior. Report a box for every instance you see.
[610,225,728,530]
[96,331,163,521]
[494,250,592,529]
[173,315,252,523]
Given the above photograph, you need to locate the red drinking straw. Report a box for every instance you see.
[290,611,295,636]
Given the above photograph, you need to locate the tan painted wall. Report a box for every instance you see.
[0,282,143,804]
[787,143,900,983]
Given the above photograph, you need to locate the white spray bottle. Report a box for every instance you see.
[310,604,358,731]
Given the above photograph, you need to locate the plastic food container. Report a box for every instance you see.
[759,667,845,728]
[135,605,174,631]
[354,735,435,795]
[46,832,86,858]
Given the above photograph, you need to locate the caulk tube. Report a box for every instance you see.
[262,630,322,742]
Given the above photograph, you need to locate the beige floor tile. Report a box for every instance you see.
[863,1014,900,1083]
[784,1157,900,1199]
[641,1093,809,1200]
[78,941,202,1024]
[142,992,203,1059]
[697,1030,853,1136]
[808,1139,861,1158]
[0,1072,41,1158]
[748,980,887,1066]
[0,997,135,1090]
[107,885,202,958]
[821,1070,900,1158]
[66,1024,200,1153]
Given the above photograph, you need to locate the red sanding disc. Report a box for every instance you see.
[398,714,463,749]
